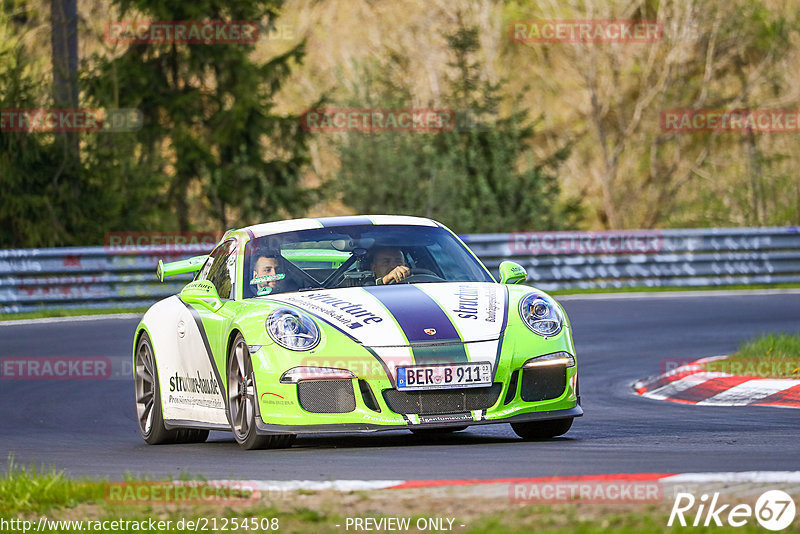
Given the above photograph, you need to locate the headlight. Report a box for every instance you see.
[280,367,356,383]
[519,293,563,337]
[523,352,575,368]
[266,308,320,351]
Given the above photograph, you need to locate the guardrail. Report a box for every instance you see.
[463,226,800,290]
[1,227,798,314]
[0,245,208,314]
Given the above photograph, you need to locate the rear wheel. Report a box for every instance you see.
[134,332,208,444]
[511,418,573,440]
[228,333,295,450]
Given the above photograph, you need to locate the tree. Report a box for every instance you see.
[50,0,79,165]
[83,0,316,233]
[0,11,93,247]
[0,43,59,247]
[338,21,580,233]
[503,0,799,228]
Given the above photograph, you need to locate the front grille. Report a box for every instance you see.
[520,366,567,402]
[297,380,356,413]
[383,384,502,415]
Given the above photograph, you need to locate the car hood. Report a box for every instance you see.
[264,282,508,348]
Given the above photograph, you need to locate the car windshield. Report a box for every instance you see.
[243,224,492,297]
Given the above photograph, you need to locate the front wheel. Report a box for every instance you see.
[228,333,295,450]
[511,418,573,440]
[134,332,208,444]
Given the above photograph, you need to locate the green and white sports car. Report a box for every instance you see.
[133,215,581,449]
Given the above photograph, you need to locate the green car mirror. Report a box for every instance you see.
[180,280,223,311]
[499,261,528,285]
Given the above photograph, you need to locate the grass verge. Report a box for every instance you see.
[2,462,796,533]
[0,460,101,516]
[704,333,800,378]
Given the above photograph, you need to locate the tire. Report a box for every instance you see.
[511,418,573,440]
[228,333,295,450]
[173,428,209,443]
[410,426,468,435]
[135,332,209,445]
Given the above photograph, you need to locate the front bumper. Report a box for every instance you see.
[252,363,581,435]
[254,405,582,434]
[249,314,581,435]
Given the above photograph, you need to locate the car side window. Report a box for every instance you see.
[200,239,237,300]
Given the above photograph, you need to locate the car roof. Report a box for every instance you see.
[240,215,440,239]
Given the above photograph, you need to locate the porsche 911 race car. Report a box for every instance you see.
[133,215,581,449]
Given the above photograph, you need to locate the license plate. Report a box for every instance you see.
[396,362,492,391]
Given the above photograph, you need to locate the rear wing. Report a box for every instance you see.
[282,249,350,268]
[156,255,208,282]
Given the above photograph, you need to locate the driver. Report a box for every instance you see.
[371,247,410,285]
[251,250,285,296]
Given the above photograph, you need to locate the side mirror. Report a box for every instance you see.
[180,280,223,311]
[499,261,528,285]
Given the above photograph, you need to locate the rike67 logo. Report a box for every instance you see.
[669,490,796,531]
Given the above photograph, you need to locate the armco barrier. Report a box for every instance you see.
[0,245,210,314]
[1,227,798,314]
[463,226,800,290]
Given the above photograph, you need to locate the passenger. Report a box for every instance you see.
[251,250,285,295]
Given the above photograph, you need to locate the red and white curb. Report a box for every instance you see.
[634,356,800,408]
[218,472,800,497]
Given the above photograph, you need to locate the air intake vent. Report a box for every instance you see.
[297,380,356,413]
[520,367,566,402]
[504,370,519,405]
[383,384,502,415]
[358,379,381,412]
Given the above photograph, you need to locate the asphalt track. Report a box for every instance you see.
[1,292,799,481]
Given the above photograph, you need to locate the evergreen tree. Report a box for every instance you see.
[0,14,93,247]
[338,22,580,233]
[83,0,316,233]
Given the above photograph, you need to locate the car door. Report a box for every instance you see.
[167,239,238,427]
[192,237,239,372]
